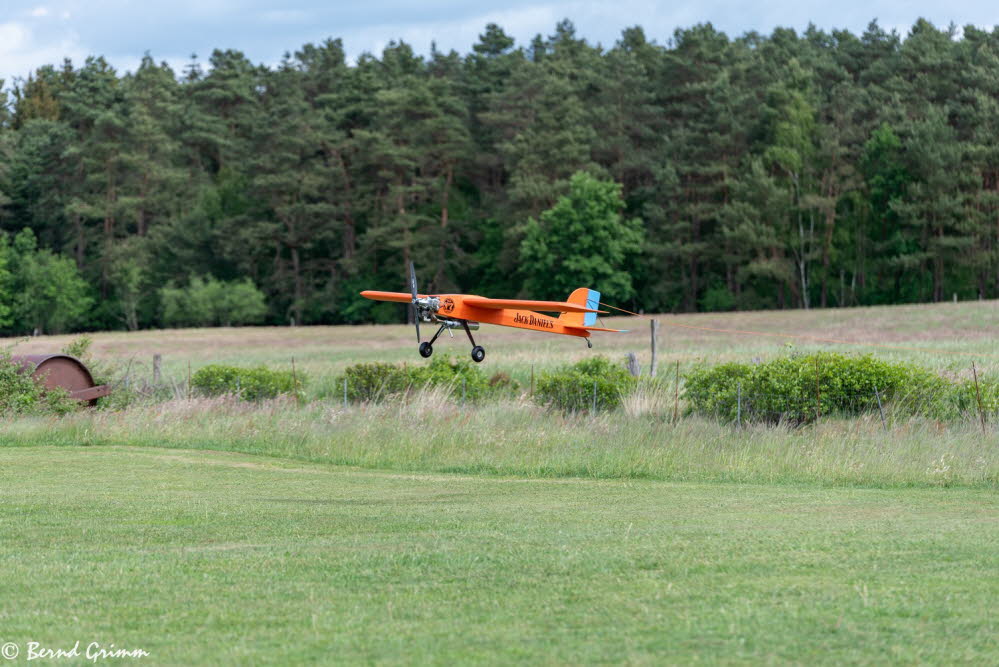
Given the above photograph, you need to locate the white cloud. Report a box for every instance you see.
[0,22,31,53]
[0,19,85,84]
[30,6,50,18]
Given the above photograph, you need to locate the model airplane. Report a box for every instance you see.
[360,263,625,362]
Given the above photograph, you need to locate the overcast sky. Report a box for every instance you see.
[1,1,996,84]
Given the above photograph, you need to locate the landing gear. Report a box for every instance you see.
[416,319,487,362]
[586,338,593,349]
[462,321,486,363]
[418,323,448,358]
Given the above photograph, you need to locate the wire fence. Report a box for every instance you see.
[101,354,998,434]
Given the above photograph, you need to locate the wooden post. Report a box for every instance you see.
[462,377,467,406]
[530,364,535,397]
[973,361,986,436]
[187,360,191,399]
[152,354,162,385]
[650,320,659,378]
[626,352,640,378]
[343,377,348,408]
[592,380,597,413]
[673,360,680,424]
[737,381,742,428]
[874,386,887,433]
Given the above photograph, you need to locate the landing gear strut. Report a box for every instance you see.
[418,323,449,358]
[462,321,486,363]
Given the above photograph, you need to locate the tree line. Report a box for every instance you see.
[0,17,997,334]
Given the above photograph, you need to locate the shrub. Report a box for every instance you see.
[683,353,962,424]
[191,364,304,400]
[535,356,636,412]
[336,356,507,403]
[339,362,412,402]
[409,356,492,401]
[61,335,93,361]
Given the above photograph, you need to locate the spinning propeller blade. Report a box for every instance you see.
[409,261,421,343]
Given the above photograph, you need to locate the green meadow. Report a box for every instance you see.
[1,446,998,664]
[1,300,998,663]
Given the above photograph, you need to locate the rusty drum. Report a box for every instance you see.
[10,354,111,406]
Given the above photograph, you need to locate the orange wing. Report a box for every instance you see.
[360,291,420,303]
[463,297,605,314]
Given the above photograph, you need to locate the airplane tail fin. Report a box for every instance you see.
[558,288,601,327]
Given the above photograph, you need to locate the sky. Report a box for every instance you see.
[1,0,996,84]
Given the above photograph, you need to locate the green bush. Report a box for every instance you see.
[191,364,304,400]
[338,362,413,402]
[409,356,492,400]
[535,356,636,412]
[336,356,509,403]
[683,353,976,424]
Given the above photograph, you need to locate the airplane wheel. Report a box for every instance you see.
[471,346,485,363]
[419,342,433,358]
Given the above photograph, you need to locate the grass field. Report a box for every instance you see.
[6,299,999,389]
[1,301,998,663]
[2,446,998,664]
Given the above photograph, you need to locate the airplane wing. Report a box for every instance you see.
[360,290,421,303]
[463,297,606,314]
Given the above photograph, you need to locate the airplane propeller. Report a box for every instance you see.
[409,260,421,343]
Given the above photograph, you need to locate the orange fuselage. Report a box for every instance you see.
[434,294,589,338]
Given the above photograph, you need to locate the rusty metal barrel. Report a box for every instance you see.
[11,354,111,405]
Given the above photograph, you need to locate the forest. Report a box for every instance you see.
[1,17,998,333]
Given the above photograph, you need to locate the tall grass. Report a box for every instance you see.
[4,392,996,488]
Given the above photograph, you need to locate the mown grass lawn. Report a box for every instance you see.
[1,446,997,664]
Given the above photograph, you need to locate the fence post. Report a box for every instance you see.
[973,361,987,436]
[874,386,887,432]
[187,360,191,399]
[462,377,467,406]
[152,354,162,385]
[737,382,742,429]
[626,352,640,378]
[814,357,822,422]
[343,377,348,409]
[650,320,659,378]
[530,365,535,397]
[592,380,597,413]
[673,360,680,425]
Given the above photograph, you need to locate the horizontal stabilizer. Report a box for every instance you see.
[464,297,605,314]
[563,325,629,334]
